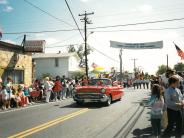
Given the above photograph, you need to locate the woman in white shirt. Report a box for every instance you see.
[44,77,54,103]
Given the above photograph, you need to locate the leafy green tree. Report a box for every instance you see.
[156,65,171,75]
[174,62,184,72]
[68,44,93,68]
[68,45,76,53]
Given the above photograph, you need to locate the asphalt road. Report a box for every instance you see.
[0,88,150,138]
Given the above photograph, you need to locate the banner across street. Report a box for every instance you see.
[110,40,163,49]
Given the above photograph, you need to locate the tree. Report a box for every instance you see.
[174,62,184,72]
[70,71,85,78]
[68,45,76,53]
[156,65,170,75]
[68,43,93,68]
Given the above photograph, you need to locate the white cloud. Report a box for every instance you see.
[138,4,153,12]
[34,33,45,38]
[45,37,58,45]
[3,39,17,44]
[0,0,7,4]
[3,6,13,12]
[80,0,91,2]
[131,4,153,15]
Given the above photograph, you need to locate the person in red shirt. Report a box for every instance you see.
[53,76,62,102]
[82,76,88,86]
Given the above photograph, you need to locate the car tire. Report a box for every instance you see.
[105,95,112,106]
[118,97,122,101]
[76,101,84,106]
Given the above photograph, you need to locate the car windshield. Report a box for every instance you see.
[89,79,112,86]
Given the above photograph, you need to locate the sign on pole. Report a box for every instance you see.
[110,40,163,49]
[24,40,46,53]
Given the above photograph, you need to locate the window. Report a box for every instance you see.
[2,69,24,84]
[55,58,59,67]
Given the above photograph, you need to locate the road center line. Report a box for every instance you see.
[8,108,90,138]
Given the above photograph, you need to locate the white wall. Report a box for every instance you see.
[68,56,80,71]
[34,57,69,78]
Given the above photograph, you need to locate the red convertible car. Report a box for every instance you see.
[73,78,124,106]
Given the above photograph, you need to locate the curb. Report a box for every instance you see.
[113,104,145,138]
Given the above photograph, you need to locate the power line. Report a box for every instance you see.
[92,46,119,63]
[47,33,80,46]
[90,37,119,63]
[3,26,184,35]
[24,0,73,27]
[3,29,79,35]
[94,26,184,32]
[3,17,184,35]
[46,44,78,48]
[89,17,184,29]
[64,0,84,41]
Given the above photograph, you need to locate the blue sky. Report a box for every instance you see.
[1,0,184,74]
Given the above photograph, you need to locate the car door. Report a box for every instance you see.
[117,85,124,99]
[111,82,120,100]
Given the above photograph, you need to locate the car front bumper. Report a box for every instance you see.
[73,93,108,103]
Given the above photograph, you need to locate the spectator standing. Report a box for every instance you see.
[1,85,8,110]
[133,79,137,89]
[61,75,67,100]
[44,77,54,103]
[148,84,165,137]
[6,77,13,109]
[145,79,150,89]
[53,76,62,101]
[66,80,70,98]
[69,80,74,98]
[138,79,142,89]
[142,79,146,89]
[163,76,183,137]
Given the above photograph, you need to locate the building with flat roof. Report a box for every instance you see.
[32,52,80,78]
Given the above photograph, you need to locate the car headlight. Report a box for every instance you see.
[101,88,106,93]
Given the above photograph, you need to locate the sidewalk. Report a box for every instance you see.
[127,103,184,138]
[127,106,152,138]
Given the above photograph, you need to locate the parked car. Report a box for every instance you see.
[73,78,124,106]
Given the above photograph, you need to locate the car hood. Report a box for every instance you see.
[76,86,109,93]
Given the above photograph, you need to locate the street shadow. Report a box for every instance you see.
[59,100,119,109]
[132,98,149,107]
[131,127,152,138]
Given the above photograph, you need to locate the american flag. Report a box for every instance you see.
[174,43,184,60]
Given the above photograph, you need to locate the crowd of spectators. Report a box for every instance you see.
[0,75,79,110]
[148,69,184,137]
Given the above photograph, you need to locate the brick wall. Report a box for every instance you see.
[0,50,32,85]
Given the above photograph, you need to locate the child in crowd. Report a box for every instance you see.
[1,85,9,110]
[17,87,26,107]
[148,84,165,137]
[23,85,31,105]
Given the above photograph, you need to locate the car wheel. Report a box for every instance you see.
[118,97,122,101]
[105,95,112,106]
[76,101,84,106]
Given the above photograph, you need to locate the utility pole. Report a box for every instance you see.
[131,58,138,72]
[166,54,169,69]
[119,48,123,78]
[79,11,94,79]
